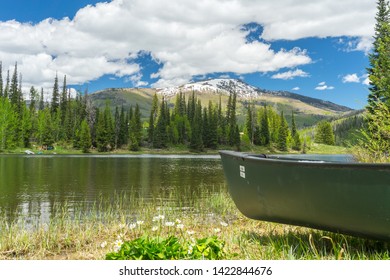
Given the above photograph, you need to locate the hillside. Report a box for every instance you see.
[90,78,354,128]
[302,109,365,147]
[90,88,155,118]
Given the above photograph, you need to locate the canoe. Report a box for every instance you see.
[219,150,390,241]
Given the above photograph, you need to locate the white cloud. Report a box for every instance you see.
[292,87,300,91]
[127,73,149,87]
[362,74,370,86]
[271,69,309,80]
[339,37,374,54]
[315,82,334,91]
[342,73,371,85]
[342,73,360,83]
[0,0,376,90]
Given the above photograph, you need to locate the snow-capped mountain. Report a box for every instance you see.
[156,78,261,98]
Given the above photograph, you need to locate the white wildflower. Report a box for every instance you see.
[113,239,123,253]
[100,241,107,248]
[220,222,228,227]
[175,219,182,224]
[165,221,175,227]
[176,223,184,230]
[187,230,195,235]
[136,220,144,226]
[129,223,137,230]
[187,245,193,255]
[118,223,126,229]
[153,215,165,222]
[214,228,221,233]
[152,226,159,232]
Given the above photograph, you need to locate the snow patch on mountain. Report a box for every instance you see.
[156,79,261,98]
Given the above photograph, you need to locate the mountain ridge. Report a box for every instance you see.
[155,78,353,113]
[90,78,354,128]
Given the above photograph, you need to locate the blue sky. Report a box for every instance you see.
[0,0,376,109]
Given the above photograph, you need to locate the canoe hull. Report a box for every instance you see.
[219,151,390,241]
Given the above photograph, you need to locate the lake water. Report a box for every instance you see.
[0,153,354,225]
[0,155,225,224]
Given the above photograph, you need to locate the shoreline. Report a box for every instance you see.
[0,143,351,156]
[0,189,387,260]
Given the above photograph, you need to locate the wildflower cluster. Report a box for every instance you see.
[103,216,228,260]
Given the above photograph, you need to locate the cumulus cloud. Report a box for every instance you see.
[362,75,371,86]
[271,69,309,80]
[342,73,360,83]
[0,0,376,90]
[342,73,371,85]
[292,87,300,91]
[315,82,334,91]
[126,73,149,87]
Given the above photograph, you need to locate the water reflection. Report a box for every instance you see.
[0,155,224,223]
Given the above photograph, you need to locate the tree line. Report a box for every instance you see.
[0,62,243,152]
[0,61,338,153]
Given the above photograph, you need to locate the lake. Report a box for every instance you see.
[0,153,354,225]
[0,155,225,224]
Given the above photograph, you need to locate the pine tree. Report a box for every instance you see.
[37,108,54,146]
[260,105,270,146]
[95,102,114,152]
[0,97,18,150]
[129,104,142,151]
[207,101,218,149]
[367,0,390,112]
[148,93,158,143]
[315,120,335,145]
[18,73,23,111]
[51,74,60,113]
[134,104,142,145]
[202,107,210,147]
[114,107,121,149]
[189,100,203,151]
[118,106,127,147]
[29,86,38,113]
[153,97,168,148]
[233,124,241,151]
[227,91,238,146]
[79,119,92,153]
[245,104,254,144]
[277,112,289,151]
[9,63,19,107]
[291,111,302,151]
[4,70,10,99]
[60,75,68,123]
[19,104,32,147]
[39,88,45,110]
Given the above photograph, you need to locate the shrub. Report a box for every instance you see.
[105,235,225,260]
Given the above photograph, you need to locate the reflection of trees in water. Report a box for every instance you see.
[0,156,224,224]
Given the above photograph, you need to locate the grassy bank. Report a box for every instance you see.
[1,142,351,156]
[0,187,388,260]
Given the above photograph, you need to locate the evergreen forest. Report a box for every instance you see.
[0,61,330,154]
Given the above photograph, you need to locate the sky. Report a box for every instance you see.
[0,0,377,109]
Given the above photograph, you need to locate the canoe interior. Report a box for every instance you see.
[219,150,390,241]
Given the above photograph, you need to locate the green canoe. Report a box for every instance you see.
[219,150,390,241]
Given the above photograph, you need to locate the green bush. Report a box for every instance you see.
[105,235,225,260]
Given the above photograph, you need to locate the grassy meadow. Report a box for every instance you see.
[0,186,388,260]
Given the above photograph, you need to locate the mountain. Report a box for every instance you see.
[157,78,352,113]
[157,78,259,99]
[90,78,354,128]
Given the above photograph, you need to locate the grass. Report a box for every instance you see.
[305,143,352,155]
[0,187,388,260]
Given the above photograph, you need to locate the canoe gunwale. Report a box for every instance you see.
[219,150,390,171]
